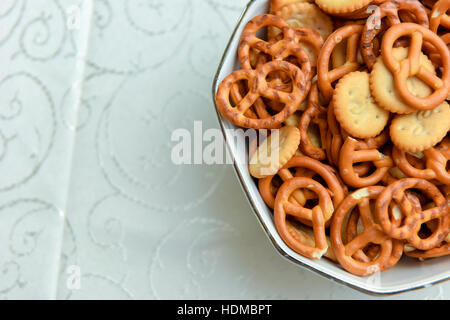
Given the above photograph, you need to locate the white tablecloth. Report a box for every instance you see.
[0,0,448,299]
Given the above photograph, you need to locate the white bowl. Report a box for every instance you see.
[212,0,450,295]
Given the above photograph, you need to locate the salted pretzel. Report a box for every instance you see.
[430,0,450,32]
[317,24,364,102]
[424,137,450,184]
[392,138,450,184]
[216,60,309,129]
[249,50,296,114]
[259,167,313,210]
[259,156,345,221]
[381,23,450,110]
[346,210,378,262]
[238,14,290,69]
[331,186,403,276]
[405,198,450,258]
[423,0,450,66]
[299,84,328,160]
[375,178,450,250]
[345,198,404,268]
[230,79,272,120]
[339,136,393,188]
[217,2,450,276]
[423,141,450,184]
[238,14,312,81]
[361,0,429,69]
[392,148,435,179]
[274,177,333,259]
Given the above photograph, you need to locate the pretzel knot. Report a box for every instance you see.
[274,177,334,259]
[361,0,429,69]
[430,0,450,33]
[317,24,364,103]
[238,14,312,81]
[424,137,450,184]
[331,186,403,276]
[393,139,450,184]
[381,23,450,110]
[299,84,328,160]
[216,60,308,129]
[339,136,393,188]
[375,178,450,250]
[259,156,345,223]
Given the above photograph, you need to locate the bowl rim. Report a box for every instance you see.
[211,0,450,296]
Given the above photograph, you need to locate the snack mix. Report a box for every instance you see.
[216,0,450,276]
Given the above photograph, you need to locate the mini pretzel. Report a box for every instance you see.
[230,79,272,120]
[430,0,450,33]
[250,51,300,114]
[361,0,429,69]
[239,14,291,69]
[330,186,402,276]
[299,84,328,160]
[259,165,312,209]
[238,14,313,82]
[339,136,393,188]
[317,24,364,102]
[216,60,308,129]
[406,203,450,259]
[381,23,450,110]
[274,177,333,259]
[259,156,345,222]
[392,147,436,179]
[392,138,450,184]
[345,200,404,268]
[424,137,450,184]
[375,178,450,250]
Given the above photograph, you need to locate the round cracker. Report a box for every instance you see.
[333,71,390,139]
[315,0,372,14]
[249,126,301,178]
[390,102,450,152]
[274,2,333,40]
[270,0,314,13]
[370,47,437,114]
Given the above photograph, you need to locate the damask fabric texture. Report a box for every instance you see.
[0,0,448,299]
